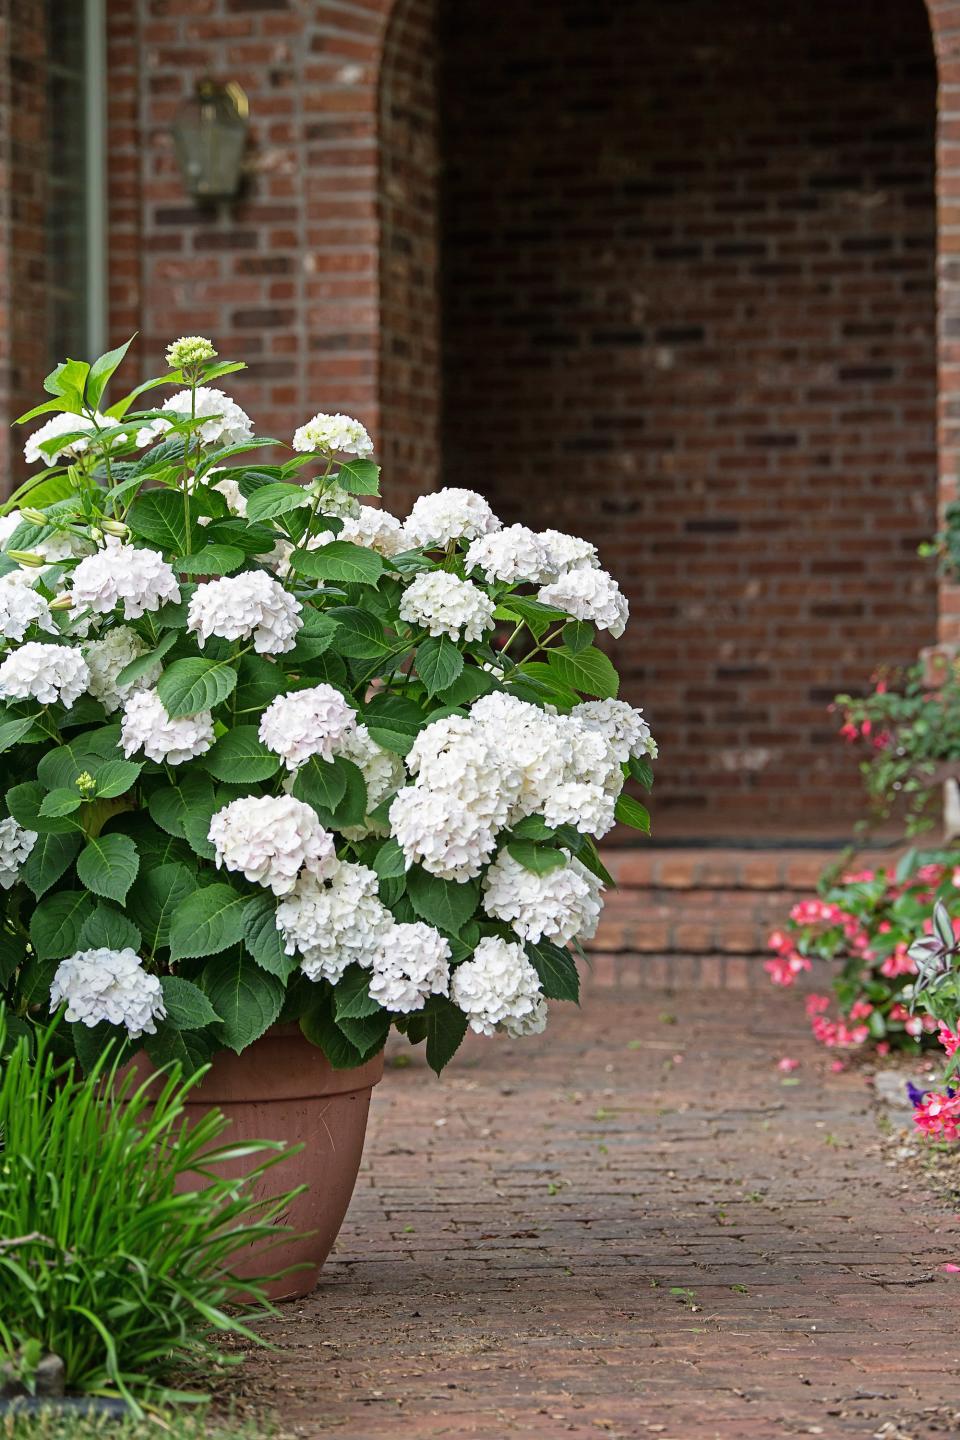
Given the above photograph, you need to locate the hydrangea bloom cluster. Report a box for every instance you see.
[187,571,302,654]
[0,817,37,889]
[259,684,357,770]
[402,487,500,548]
[450,937,547,1037]
[0,336,652,1079]
[368,923,451,1013]
[135,386,254,450]
[70,538,181,620]
[208,795,336,896]
[398,570,496,642]
[84,625,161,713]
[276,861,392,983]
[292,413,374,457]
[120,688,214,765]
[0,641,89,707]
[0,573,54,643]
[50,948,166,1038]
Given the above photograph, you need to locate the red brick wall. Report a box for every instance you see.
[9,0,49,455]
[439,0,939,829]
[378,0,440,512]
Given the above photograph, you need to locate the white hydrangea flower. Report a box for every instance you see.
[50,948,165,1038]
[84,625,161,715]
[292,413,374,457]
[317,482,361,520]
[34,530,97,570]
[338,723,405,810]
[339,506,405,557]
[0,817,37,889]
[167,335,216,368]
[368,923,451,1013]
[537,567,629,638]
[574,698,657,764]
[70,538,180,621]
[482,849,603,944]
[208,794,336,897]
[536,529,600,580]
[0,511,23,548]
[0,642,89,708]
[398,570,495,642]
[258,684,357,770]
[465,525,550,584]
[23,411,112,467]
[135,387,254,450]
[389,784,499,883]
[120,687,214,765]
[403,488,501,548]
[0,572,54,642]
[188,571,302,655]
[276,861,393,983]
[210,474,247,516]
[450,937,546,1037]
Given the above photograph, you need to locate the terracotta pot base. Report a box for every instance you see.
[132,1026,384,1301]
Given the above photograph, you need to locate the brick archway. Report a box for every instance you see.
[380,0,941,835]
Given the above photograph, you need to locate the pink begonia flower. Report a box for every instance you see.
[805,993,831,1017]
[938,1022,960,1058]
[942,1263,960,1273]
[830,1059,847,1072]
[842,868,876,884]
[789,898,844,926]
[880,945,916,979]
[810,1015,869,1048]
[849,1000,873,1021]
[876,1041,890,1057]
[953,867,960,889]
[777,1057,800,1072]
[764,952,811,987]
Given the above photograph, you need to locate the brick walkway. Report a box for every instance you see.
[233,986,960,1439]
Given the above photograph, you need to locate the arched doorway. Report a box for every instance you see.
[380,0,939,835]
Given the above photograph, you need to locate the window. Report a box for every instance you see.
[45,0,106,364]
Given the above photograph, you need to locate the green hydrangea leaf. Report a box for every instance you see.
[169,882,247,962]
[76,832,140,904]
[157,656,238,717]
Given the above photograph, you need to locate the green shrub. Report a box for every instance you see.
[0,1009,300,1411]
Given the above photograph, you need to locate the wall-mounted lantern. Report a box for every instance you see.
[172,79,249,201]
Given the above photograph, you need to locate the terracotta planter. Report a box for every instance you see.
[132,1026,384,1301]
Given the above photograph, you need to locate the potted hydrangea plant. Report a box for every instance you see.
[0,336,655,1295]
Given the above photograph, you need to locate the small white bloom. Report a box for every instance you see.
[120,687,214,765]
[402,487,501,549]
[50,948,165,1038]
[135,387,254,450]
[536,529,600,580]
[188,571,302,655]
[574,698,657,764]
[0,572,54,642]
[0,642,89,707]
[450,936,546,1037]
[465,525,550,584]
[337,724,406,823]
[258,684,357,770]
[292,413,374,457]
[24,411,111,467]
[210,474,247,516]
[398,570,495,642]
[208,794,336,897]
[0,511,23,548]
[339,506,405,557]
[317,482,361,520]
[166,335,217,369]
[276,860,393,983]
[537,567,629,638]
[84,625,161,714]
[482,849,603,944]
[0,817,37,889]
[70,538,180,621]
[368,923,451,1013]
[389,785,499,883]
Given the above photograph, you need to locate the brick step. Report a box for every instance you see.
[588,845,898,959]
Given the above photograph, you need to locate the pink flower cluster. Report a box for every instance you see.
[915,1091,960,1142]
[805,995,869,1048]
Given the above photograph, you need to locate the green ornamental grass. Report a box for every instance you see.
[0,1009,301,1410]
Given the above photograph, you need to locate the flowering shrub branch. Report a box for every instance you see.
[0,337,655,1075]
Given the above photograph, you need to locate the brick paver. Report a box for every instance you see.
[231,986,960,1439]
